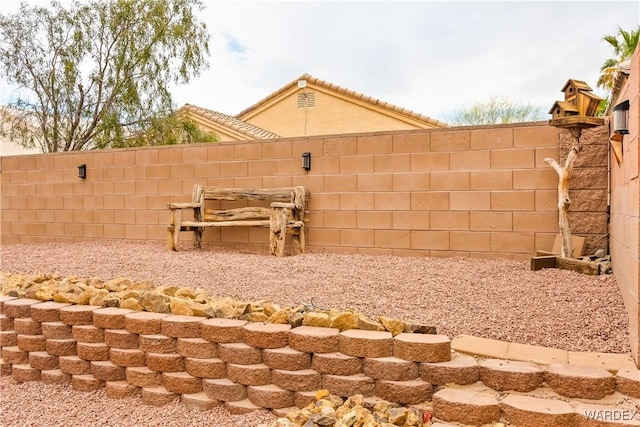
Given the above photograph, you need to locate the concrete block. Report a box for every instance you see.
[72,374,105,391]
[104,329,139,349]
[176,337,217,359]
[40,369,71,385]
[124,312,167,335]
[218,343,262,365]
[242,323,291,349]
[263,347,311,371]
[479,358,545,392]
[126,366,163,388]
[545,363,615,400]
[451,334,509,359]
[60,305,101,325]
[59,355,90,375]
[393,333,451,363]
[11,363,41,383]
[1,346,28,364]
[77,342,110,361]
[616,368,640,398]
[502,394,575,427]
[248,384,295,409]
[339,330,393,358]
[41,321,72,339]
[92,307,134,330]
[110,348,146,367]
[29,351,59,370]
[139,334,177,354]
[203,378,247,402]
[91,360,126,381]
[13,318,42,335]
[374,379,432,405]
[4,298,40,319]
[272,369,322,392]
[161,315,203,338]
[72,325,104,343]
[227,363,271,386]
[312,352,362,376]
[45,339,77,356]
[420,355,479,385]
[163,371,203,394]
[17,334,46,352]
[432,388,500,425]
[145,353,184,373]
[105,380,140,399]
[181,392,222,411]
[185,357,226,379]
[224,399,262,414]
[288,326,341,354]
[141,386,178,406]
[322,373,375,397]
[200,318,247,343]
[0,330,17,347]
[363,356,419,381]
[30,301,71,322]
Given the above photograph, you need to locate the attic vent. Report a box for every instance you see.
[297,92,315,108]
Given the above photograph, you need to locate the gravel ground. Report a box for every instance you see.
[0,240,631,426]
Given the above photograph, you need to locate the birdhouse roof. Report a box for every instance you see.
[561,79,593,93]
[548,100,579,115]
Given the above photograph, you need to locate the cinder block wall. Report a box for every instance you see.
[0,122,609,260]
[610,46,640,362]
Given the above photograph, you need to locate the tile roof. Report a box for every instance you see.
[235,73,448,128]
[178,104,281,140]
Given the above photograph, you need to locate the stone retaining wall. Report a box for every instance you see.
[2,295,640,426]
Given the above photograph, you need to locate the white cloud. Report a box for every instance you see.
[2,0,639,122]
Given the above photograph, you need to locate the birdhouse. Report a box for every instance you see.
[561,79,593,102]
[548,101,579,119]
[575,90,603,117]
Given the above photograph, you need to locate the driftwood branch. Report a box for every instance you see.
[544,130,581,258]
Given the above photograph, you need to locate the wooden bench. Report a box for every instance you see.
[167,185,310,256]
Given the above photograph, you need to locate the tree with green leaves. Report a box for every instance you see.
[449,96,545,126]
[0,0,210,152]
[597,26,639,91]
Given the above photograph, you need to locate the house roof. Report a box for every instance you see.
[235,73,448,128]
[178,104,281,140]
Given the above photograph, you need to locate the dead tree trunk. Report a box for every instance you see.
[544,128,581,258]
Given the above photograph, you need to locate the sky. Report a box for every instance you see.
[1,0,639,123]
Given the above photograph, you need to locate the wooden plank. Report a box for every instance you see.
[181,220,271,228]
[168,202,201,209]
[551,234,586,257]
[201,186,310,203]
[531,256,557,271]
[203,207,270,221]
[556,257,600,275]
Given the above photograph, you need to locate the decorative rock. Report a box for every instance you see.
[357,316,385,331]
[163,371,203,394]
[59,356,90,375]
[72,325,104,343]
[200,318,247,343]
[329,311,359,331]
[110,348,146,367]
[72,374,105,392]
[479,358,545,392]
[126,366,163,388]
[225,399,263,415]
[29,351,59,370]
[169,298,194,316]
[161,315,202,338]
[420,355,479,385]
[393,333,451,363]
[60,305,101,325]
[545,363,615,400]
[312,352,362,376]
[176,338,217,358]
[248,384,295,409]
[104,329,139,349]
[203,378,247,402]
[379,316,405,336]
[218,343,262,365]
[322,374,375,397]
[242,323,291,349]
[14,318,42,335]
[227,363,272,386]
[30,301,71,322]
[41,369,71,385]
[92,307,134,329]
[141,386,178,406]
[91,360,126,381]
[302,312,331,328]
[432,388,500,425]
[374,379,432,405]
[363,357,419,381]
[12,363,41,383]
[272,369,322,392]
[139,335,177,354]
[181,392,222,411]
[289,326,341,354]
[615,368,640,398]
[339,330,393,358]
[403,322,437,334]
[41,322,72,339]
[77,342,110,361]
[501,394,575,427]
[17,334,46,352]
[146,353,184,373]
[263,347,311,371]
[185,357,226,379]
[120,298,144,312]
[105,381,140,399]
[4,298,40,319]
[124,312,167,335]
[139,292,171,314]
[1,346,28,364]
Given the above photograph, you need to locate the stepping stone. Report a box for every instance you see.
[432,388,500,425]
[479,358,545,392]
[502,394,575,427]
[545,363,615,400]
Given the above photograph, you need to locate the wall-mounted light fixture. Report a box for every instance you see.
[301,152,311,171]
[612,100,630,135]
[78,164,87,179]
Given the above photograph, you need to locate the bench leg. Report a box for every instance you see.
[168,209,182,251]
[270,207,287,257]
[291,226,305,255]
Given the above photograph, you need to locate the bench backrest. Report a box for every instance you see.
[192,185,310,207]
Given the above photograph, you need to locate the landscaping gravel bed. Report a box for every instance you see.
[0,240,631,427]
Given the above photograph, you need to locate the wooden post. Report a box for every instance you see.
[192,184,204,249]
[544,128,581,258]
[167,208,182,251]
[270,206,288,257]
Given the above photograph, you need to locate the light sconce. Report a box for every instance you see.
[301,152,311,171]
[78,164,87,179]
[612,100,630,135]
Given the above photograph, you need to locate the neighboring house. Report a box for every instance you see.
[180,73,447,141]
